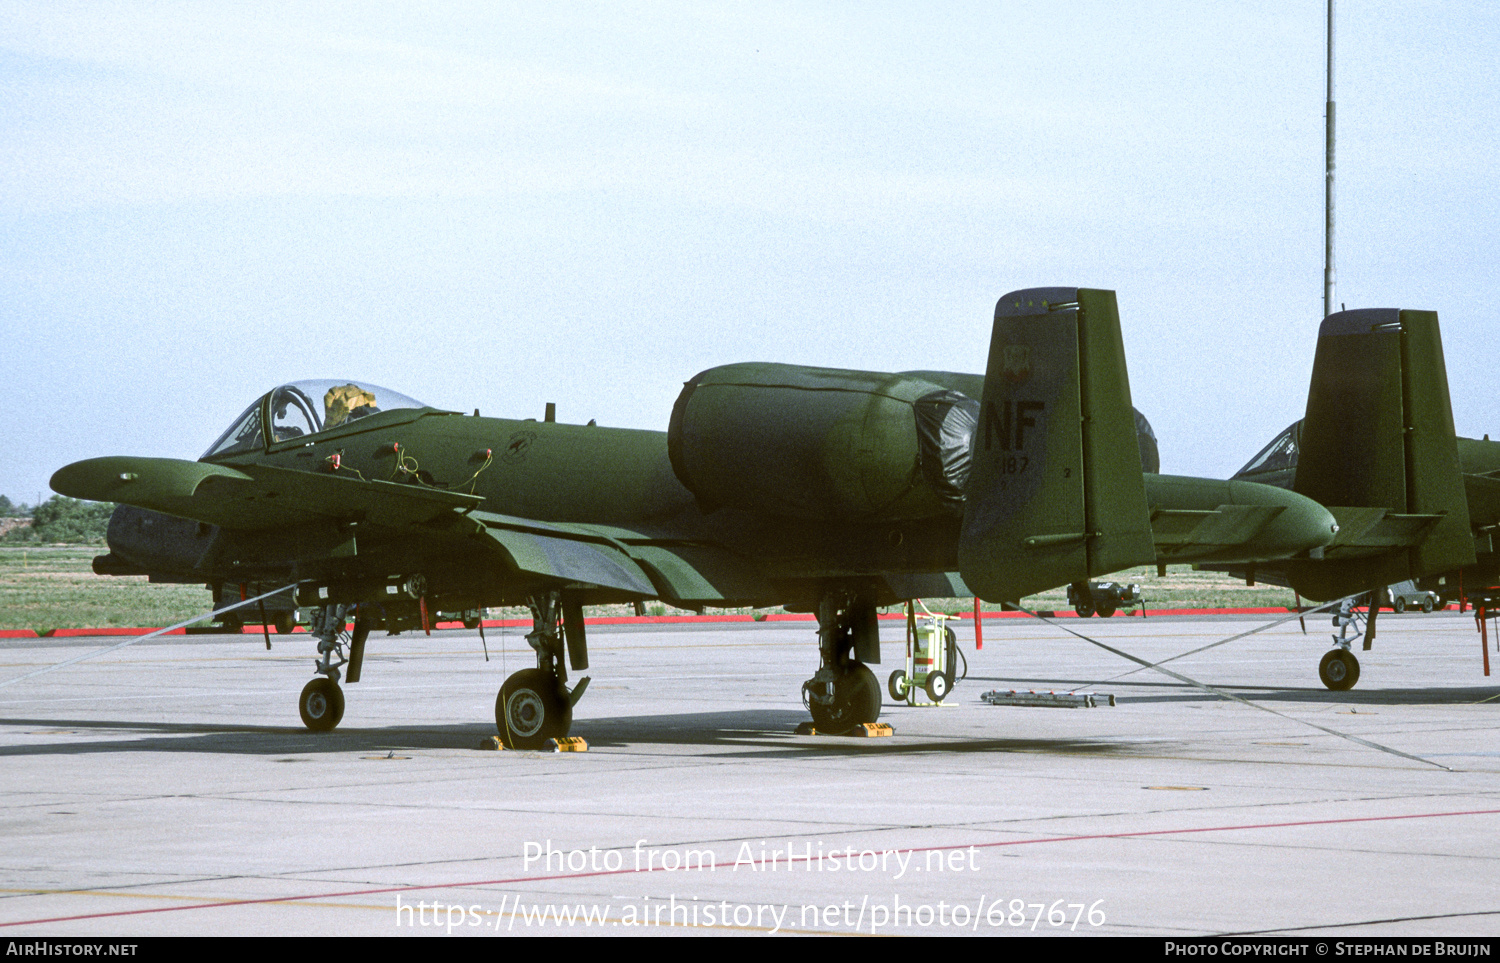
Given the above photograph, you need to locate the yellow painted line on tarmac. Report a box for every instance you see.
[0,886,384,915]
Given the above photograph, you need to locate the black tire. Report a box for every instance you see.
[496,668,572,749]
[299,678,345,731]
[809,663,881,732]
[888,669,909,701]
[1097,602,1117,618]
[1318,649,1360,691]
[221,614,243,634]
[925,670,950,702]
[463,617,481,630]
[1421,597,1435,614]
[274,611,297,634]
[1394,598,1406,614]
[1074,600,1095,618]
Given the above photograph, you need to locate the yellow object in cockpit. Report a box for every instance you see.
[324,384,378,428]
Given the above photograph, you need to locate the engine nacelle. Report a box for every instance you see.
[668,363,977,521]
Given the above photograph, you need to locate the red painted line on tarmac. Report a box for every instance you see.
[1138,606,1291,616]
[46,627,186,637]
[6,807,1498,929]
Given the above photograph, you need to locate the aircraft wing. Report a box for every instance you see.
[51,456,482,531]
[461,510,777,604]
[54,457,780,602]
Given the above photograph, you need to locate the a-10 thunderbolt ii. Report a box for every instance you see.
[1212,306,1491,690]
[55,287,1356,748]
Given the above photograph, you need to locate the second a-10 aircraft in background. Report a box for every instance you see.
[1215,307,1496,689]
[50,287,1476,746]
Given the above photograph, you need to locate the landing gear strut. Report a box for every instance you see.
[495,591,588,749]
[801,591,882,732]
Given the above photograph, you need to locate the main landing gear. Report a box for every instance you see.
[495,591,590,749]
[801,592,882,733]
[1317,597,1367,691]
[297,604,370,731]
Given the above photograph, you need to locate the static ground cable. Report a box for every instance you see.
[1007,601,1452,771]
[0,580,302,689]
[1078,596,1351,689]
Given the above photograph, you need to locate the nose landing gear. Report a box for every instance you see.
[1318,597,1366,691]
[296,604,360,732]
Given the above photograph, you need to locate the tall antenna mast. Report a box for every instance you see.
[1324,0,1336,317]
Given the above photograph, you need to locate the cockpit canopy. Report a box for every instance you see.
[203,380,429,458]
[1234,420,1302,479]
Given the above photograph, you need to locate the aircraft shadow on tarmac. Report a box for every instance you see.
[969,675,1500,707]
[0,708,1143,760]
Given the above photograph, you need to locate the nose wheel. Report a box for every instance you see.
[1319,649,1360,691]
[299,677,345,731]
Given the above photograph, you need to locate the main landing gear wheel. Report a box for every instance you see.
[888,669,909,701]
[809,663,881,732]
[299,678,345,731]
[496,668,572,749]
[1319,649,1360,691]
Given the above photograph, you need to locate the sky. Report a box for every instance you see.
[2,1,1497,506]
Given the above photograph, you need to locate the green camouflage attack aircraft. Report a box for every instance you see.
[55,287,1359,748]
[1219,307,1497,689]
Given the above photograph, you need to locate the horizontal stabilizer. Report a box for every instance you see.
[1145,474,1337,564]
[1320,508,1443,554]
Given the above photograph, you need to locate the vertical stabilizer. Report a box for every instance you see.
[1289,308,1473,599]
[958,287,1155,602]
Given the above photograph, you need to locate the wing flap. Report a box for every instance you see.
[467,511,770,601]
[629,544,774,605]
[474,519,657,595]
[881,571,972,600]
